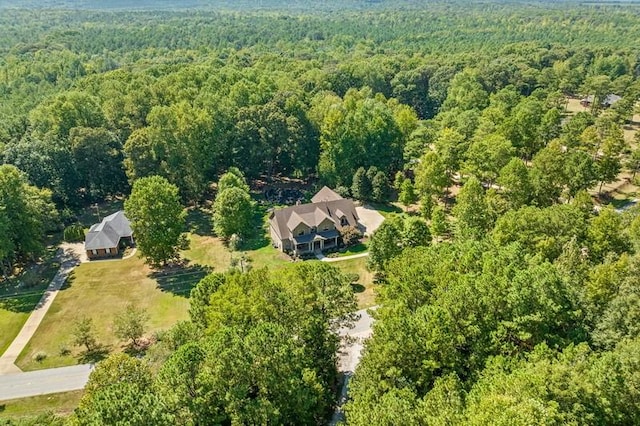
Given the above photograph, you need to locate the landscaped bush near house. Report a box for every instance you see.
[63,224,85,242]
[340,226,362,247]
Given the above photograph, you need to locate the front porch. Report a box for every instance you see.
[292,230,340,255]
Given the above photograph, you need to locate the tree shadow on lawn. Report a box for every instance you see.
[0,291,45,314]
[240,206,272,251]
[78,344,110,364]
[187,208,214,237]
[149,263,211,298]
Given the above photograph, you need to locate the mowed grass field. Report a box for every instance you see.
[15,255,202,371]
[0,293,42,356]
[0,391,83,419]
[332,257,376,309]
[0,249,61,357]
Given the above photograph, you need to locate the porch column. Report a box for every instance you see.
[308,243,312,252]
[321,240,324,250]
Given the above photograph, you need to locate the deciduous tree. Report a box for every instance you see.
[125,176,186,267]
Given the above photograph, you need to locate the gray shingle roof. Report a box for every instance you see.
[84,211,132,251]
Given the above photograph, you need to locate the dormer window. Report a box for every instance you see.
[298,230,304,236]
[311,226,317,233]
[340,216,348,226]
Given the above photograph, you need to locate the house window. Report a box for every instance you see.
[323,226,329,231]
[311,226,317,233]
[92,249,97,255]
[340,216,348,226]
[298,230,304,236]
[105,247,110,254]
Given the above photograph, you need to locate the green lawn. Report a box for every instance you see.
[184,206,291,272]
[16,255,204,371]
[332,242,368,257]
[332,257,377,308]
[365,202,404,219]
[183,233,291,272]
[0,292,43,356]
[0,247,61,356]
[0,391,82,419]
[182,234,232,271]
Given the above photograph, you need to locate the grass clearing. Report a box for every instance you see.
[15,255,203,371]
[366,202,404,219]
[332,257,376,309]
[0,246,62,356]
[0,293,42,356]
[0,390,83,419]
[182,234,232,271]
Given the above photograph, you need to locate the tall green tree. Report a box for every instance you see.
[463,134,514,184]
[587,206,629,262]
[69,126,127,199]
[212,187,254,240]
[497,158,532,210]
[0,165,58,273]
[414,150,449,203]
[367,216,404,272]
[452,177,490,240]
[398,178,417,210]
[72,353,172,426]
[124,176,186,267]
[217,167,249,193]
[371,171,390,203]
[351,167,371,201]
[317,89,404,186]
[430,205,449,238]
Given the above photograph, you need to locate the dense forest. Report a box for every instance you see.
[3,0,640,424]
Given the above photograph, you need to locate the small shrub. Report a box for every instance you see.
[33,351,47,362]
[345,273,360,283]
[63,224,85,242]
[58,344,71,356]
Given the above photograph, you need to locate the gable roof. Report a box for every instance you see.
[270,188,359,241]
[85,210,132,250]
[311,186,343,203]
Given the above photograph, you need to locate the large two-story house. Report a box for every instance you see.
[269,187,360,255]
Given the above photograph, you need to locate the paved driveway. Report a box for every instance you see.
[0,364,92,401]
[337,307,375,373]
[355,205,385,236]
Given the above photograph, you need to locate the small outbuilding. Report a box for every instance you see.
[84,210,134,259]
[580,94,622,109]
